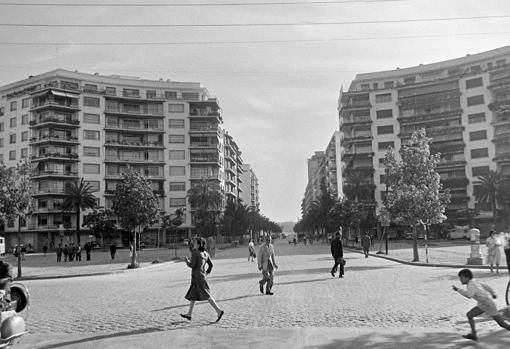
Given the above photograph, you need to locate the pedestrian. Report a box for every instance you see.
[330,230,345,278]
[56,244,62,262]
[63,244,68,262]
[503,227,510,275]
[68,244,74,262]
[75,244,82,262]
[361,232,371,258]
[84,242,92,261]
[180,237,224,322]
[110,243,117,260]
[257,235,278,295]
[486,230,502,273]
[248,239,256,262]
[43,244,48,256]
[20,245,26,260]
[452,268,510,341]
[303,236,307,246]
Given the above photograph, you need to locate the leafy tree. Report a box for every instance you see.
[221,200,249,242]
[473,170,504,225]
[162,208,185,244]
[112,168,159,268]
[82,207,117,247]
[187,178,222,237]
[0,159,34,278]
[384,129,450,262]
[62,178,97,245]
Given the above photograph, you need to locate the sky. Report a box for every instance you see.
[0,0,510,223]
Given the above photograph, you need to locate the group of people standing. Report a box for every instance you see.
[55,243,88,262]
[485,228,510,274]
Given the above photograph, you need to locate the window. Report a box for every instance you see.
[467,95,484,106]
[0,107,4,116]
[496,59,506,66]
[169,166,185,176]
[83,163,100,174]
[470,65,481,73]
[377,125,394,134]
[169,135,185,143]
[0,138,3,147]
[168,104,184,113]
[182,92,199,100]
[372,82,379,90]
[471,148,488,159]
[9,134,16,144]
[378,141,394,150]
[468,112,485,124]
[84,130,100,140]
[170,182,186,191]
[384,81,394,89]
[0,154,3,163]
[83,84,98,93]
[375,93,392,103]
[10,101,17,111]
[380,175,386,184]
[169,150,185,160]
[403,76,416,84]
[61,80,79,90]
[472,166,490,177]
[123,88,140,97]
[21,131,28,141]
[360,84,370,91]
[9,117,16,128]
[83,97,100,108]
[165,91,177,99]
[170,198,186,207]
[84,181,100,192]
[376,109,393,119]
[169,119,185,128]
[0,123,3,131]
[9,150,15,160]
[21,114,28,125]
[466,77,483,89]
[469,130,487,141]
[84,113,100,124]
[83,146,100,157]
[105,86,116,95]
[22,98,29,108]
[147,90,157,99]
[21,148,28,158]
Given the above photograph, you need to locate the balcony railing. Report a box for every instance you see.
[30,135,79,143]
[104,123,164,132]
[29,118,80,126]
[30,100,79,110]
[105,107,164,116]
[30,153,79,160]
[104,140,164,147]
[33,170,79,177]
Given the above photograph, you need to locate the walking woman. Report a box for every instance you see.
[486,230,502,274]
[180,237,224,322]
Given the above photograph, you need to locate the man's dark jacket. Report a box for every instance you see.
[330,237,343,258]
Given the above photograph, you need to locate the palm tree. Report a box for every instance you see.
[62,178,97,245]
[187,178,222,236]
[474,170,503,224]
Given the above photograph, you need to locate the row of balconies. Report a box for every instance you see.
[189,108,221,117]
[30,153,79,161]
[488,98,510,112]
[398,109,462,125]
[30,135,79,143]
[397,91,461,108]
[30,99,80,111]
[29,118,80,127]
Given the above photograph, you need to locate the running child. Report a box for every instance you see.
[452,268,510,341]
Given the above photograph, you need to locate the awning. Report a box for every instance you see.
[51,90,79,99]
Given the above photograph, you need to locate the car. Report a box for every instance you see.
[89,241,101,250]
[447,227,470,240]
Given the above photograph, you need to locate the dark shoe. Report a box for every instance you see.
[180,314,191,321]
[462,334,477,341]
[259,283,264,294]
[216,310,224,322]
[330,270,335,277]
[339,275,344,278]
[266,291,274,295]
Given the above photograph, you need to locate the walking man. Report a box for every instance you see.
[110,243,117,260]
[503,227,510,274]
[56,244,62,262]
[257,235,278,295]
[84,242,92,261]
[330,230,344,278]
[361,232,371,258]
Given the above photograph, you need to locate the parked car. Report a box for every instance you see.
[447,227,470,240]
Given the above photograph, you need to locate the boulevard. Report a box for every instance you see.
[11,240,510,348]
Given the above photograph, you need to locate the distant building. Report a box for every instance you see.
[239,164,260,212]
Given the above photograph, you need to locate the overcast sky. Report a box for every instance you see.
[1,0,509,223]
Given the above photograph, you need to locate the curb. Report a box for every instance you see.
[346,248,496,269]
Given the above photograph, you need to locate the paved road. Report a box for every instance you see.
[14,241,510,348]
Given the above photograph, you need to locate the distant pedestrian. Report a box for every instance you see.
[63,244,68,262]
[330,230,344,278]
[248,239,256,262]
[293,237,297,246]
[303,236,307,246]
[452,268,510,341]
[76,244,82,262]
[84,242,92,261]
[20,245,26,260]
[56,244,62,262]
[110,243,117,260]
[503,227,510,274]
[361,232,371,258]
[43,244,48,256]
[486,230,502,273]
[257,235,278,295]
[180,237,224,322]
[68,244,75,262]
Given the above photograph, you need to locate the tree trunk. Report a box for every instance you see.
[17,216,22,278]
[412,224,419,262]
[76,206,81,245]
[130,230,137,268]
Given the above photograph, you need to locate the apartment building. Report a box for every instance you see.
[0,69,245,249]
[239,164,260,212]
[338,46,510,228]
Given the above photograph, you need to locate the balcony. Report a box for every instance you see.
[493,153,510,163]
[340,100,371,111]
[398,91,461,108]
[340,134,372,144]
[104,156,165,164]
[341,150,374,161]
[341,116,372,126]
[30,135,79,145]
[104,107,164,117]
[441,177,469,188]
[32,188,67,196]
[30,153,79,162]
[189,142,221,150]
[104,123,164,133]
[104,139,164,148]
[32,170,79,179]
[29,117,80,128]
[398,109,462,124]
[190,173,222,181]
[30,99,80,112]
[189,124,221,134]
[189,156,221,164]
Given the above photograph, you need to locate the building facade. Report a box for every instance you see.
[338,46,510,227]
[0,69,246,249]
[239,164,260,212]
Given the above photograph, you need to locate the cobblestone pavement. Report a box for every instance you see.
[15,241,510,348]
